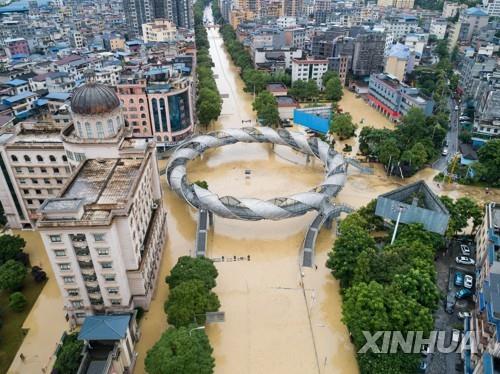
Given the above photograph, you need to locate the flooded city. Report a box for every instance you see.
[6,8,500,374]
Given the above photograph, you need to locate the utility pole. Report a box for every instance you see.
[391,205,405,244]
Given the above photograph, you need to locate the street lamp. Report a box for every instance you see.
[390,204,406,245]
[189,326,206,336]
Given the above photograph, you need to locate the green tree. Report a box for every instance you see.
[474,139,500,186]
[377,138,400,166]
[166,256,218,290]
[9,291,27,312]
[164,280,220,327]
[440,196,483,236]
[326,214,377,288]
[53,333,84,374]
[329,113,357,139]
[253,91,280,127]
[392,269,440,311]
[0,234,26,265]
[242,69,271,94]
[356,199,385,232]
[197,88,222,127]
[145,326,215,374]
[289,80,319,101]
[0,260,26,291]
[324,73,343,102]
[358,352,421,374]
[400,142,428,170]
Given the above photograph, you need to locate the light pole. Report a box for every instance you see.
[391,204,405,245]
[189,326,206,336]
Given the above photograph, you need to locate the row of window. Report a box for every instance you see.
[70,298,122,309]
[22,188,55,196]
[11,154,66,163]
[63,273,116,283]
[14,166,68,175]
[49,233,106,243]
[55,247,110,257]
[121,98,145,104]
[76,120,116,139]
[60,260,113,272]
[66,286,119,297]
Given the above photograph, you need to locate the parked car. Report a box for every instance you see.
[464,275,474,289]
[460,244,471,256]
[459,116,471,121]
[442,148,449,156]
[419,359,428,373]
[452,329,461,343]
[445,294,455,314]
[456,256,475,265]
[455,105,459,111]
[458,311,472,320]
[456,288,473,299]
[454,271,465,286]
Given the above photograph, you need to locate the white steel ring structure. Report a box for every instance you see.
[166,127,347,220]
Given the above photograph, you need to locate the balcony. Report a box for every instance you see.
[89,298,104,305]
[86,286,101,294]
[75,247,90,256]
[78,260,94,269]
[83,274,97,282]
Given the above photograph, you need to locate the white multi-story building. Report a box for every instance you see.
[381,15,419,39]
[429,18,448,40]
[377,0,414,8]
[142,19,177,43]
[37,81,166,325]
[291,58,328,88]
[277,16,296,28]
[483,0,500,17]
[0,122,71,229]
[442,1,466,18]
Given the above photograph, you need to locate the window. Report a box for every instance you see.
[19,179,26,184]
[75,312,86,319]
[101,262,112,269]
[107,119,114,135]
[24,155,31,162]
[103,274,116,282]
[35,189,41,195]
[49,234,62,243]
[58,263,70,271]
[49,155,56,162]
[44,179,50,184]
[93,233,105,242]
[15,167,22,173]
[129,98,134,104]
[110,299,121,305]
[11,155,18,162]
[97,248,109,256]
[62,276,75,284]
[53,168,59,174]
[31,178,38,184]
[40,167,47,173]
[96,122,104,138]
[54,249,66,257]
[71,300,83,308]
[85,122,93,138]
[67,289,79,296]
[56,179,63,184]
[139,98,144,103]
[27,199,33,205]
[62,155,67,162]
[77,122,83,137]
[39,199,45,205]
[36,155,43,162]
[107,287,119,294]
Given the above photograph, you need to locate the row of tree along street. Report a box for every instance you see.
[145,256,221,374]
[194,0,222,128]
[326,196,482,373]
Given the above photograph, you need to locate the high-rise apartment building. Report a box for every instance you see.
[483,0,500,17]
[122,0,154,37]
[38,81,166,325]
[171,0,194,29]
[352,31,386,77]
[377,0,414,8]
[284,0,301,17]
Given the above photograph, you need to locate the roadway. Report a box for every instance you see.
[433,97,460,172]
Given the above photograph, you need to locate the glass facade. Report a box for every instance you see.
[168,91,191,132]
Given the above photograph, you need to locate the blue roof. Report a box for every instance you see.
[36,99,48,106]
[44,92,71,101]
[388,43,411,59]
[466,7,488,17]
[483,352,494,374]
[3,91,35,104]
[78,315,131,341]
[6,79,27,87]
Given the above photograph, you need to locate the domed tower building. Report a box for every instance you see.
[62,80,127,166]
[37,79,167,326]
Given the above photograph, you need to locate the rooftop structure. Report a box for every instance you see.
[375,180,450,235]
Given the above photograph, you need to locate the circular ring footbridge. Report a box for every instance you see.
[166,127,348,220]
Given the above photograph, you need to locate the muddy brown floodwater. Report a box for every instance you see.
[135,9,359,374]
[134,8,500,374]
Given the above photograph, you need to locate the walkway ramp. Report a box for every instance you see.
[301,204,354,267]
[195,209,210,257]
[346,158,374,174]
